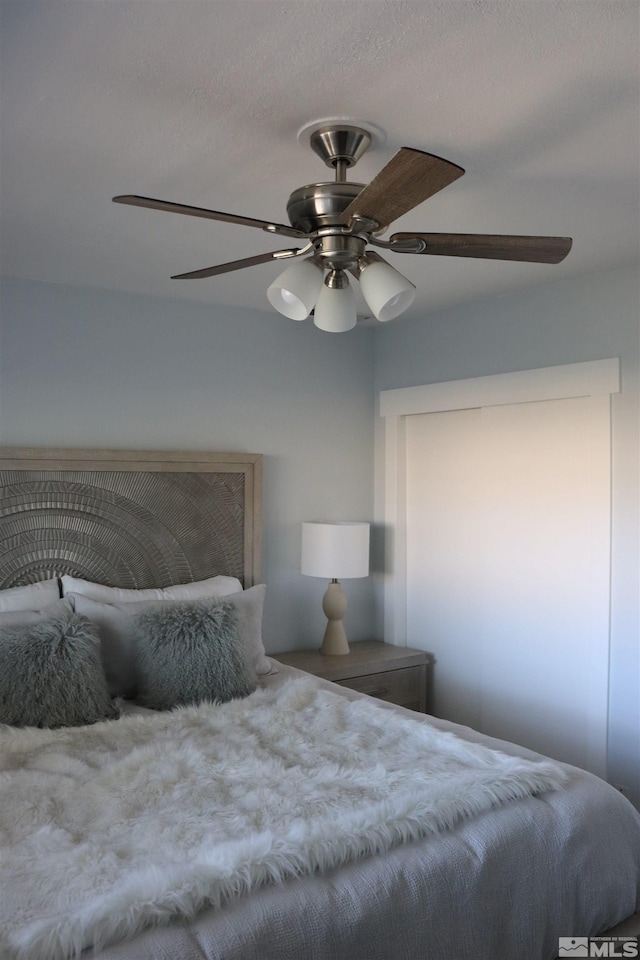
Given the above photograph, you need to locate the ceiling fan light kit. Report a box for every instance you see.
[357,253,416,323]
[113,118,573,333]
[266,259,324,321]
[314,270,358,333]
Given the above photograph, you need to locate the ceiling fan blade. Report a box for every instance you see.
[112,195,306,240]
[171,247,303,279]
[390,232,573,263]
[341,148,465,231]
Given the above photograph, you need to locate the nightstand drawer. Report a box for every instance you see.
[336,666,424,711]
[271,641,432,714]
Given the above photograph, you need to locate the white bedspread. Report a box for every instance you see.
[1,676,568,960]
[2,667,639,960]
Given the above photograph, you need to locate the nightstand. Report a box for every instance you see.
[272,640,433,713]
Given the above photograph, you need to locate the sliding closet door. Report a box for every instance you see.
[405,407,484,732]
[406,395,611,776]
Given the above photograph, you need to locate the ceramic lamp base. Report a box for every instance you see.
[320,580,350,655]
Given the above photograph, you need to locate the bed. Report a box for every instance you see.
[1,447,639,960]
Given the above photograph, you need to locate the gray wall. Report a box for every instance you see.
[0,277,376,653]
[373,264,640,806]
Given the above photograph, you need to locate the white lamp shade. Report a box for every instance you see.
[359,259,416,322]
[301,522,370,579]
[313,281,357,333]
[267,260,324,321]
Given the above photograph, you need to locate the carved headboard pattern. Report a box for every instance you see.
[0,449,262,590]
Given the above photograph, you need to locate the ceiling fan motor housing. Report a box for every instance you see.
[286,182,364,233]
[286,179,368,270]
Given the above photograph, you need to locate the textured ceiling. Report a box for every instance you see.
[1,0,638,326]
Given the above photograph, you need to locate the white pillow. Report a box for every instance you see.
[0,579,60,613]
[69,584,273,699]
[0,597,74,629]
[60,574,243,603]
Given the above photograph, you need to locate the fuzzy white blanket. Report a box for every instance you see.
[0,677,567,960]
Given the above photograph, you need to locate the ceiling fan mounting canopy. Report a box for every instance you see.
[112,119,573,330]
[308,124,373,170]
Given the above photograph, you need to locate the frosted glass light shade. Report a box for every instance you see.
[301,522,370,579]
[267,260,324,321]
[359,259,416,322]
[313,282,357,333]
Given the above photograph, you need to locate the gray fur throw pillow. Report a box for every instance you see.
[0,615,120,728]
[133,599,257,710]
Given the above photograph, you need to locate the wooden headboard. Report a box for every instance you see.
[0,448,262,590]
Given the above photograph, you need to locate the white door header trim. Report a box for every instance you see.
[380,358,620,418]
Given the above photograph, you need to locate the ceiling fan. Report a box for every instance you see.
[113,121,572,333]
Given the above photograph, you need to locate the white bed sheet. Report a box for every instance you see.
[85,664,640,960]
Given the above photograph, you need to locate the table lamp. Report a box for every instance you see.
[301,521,370,655]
